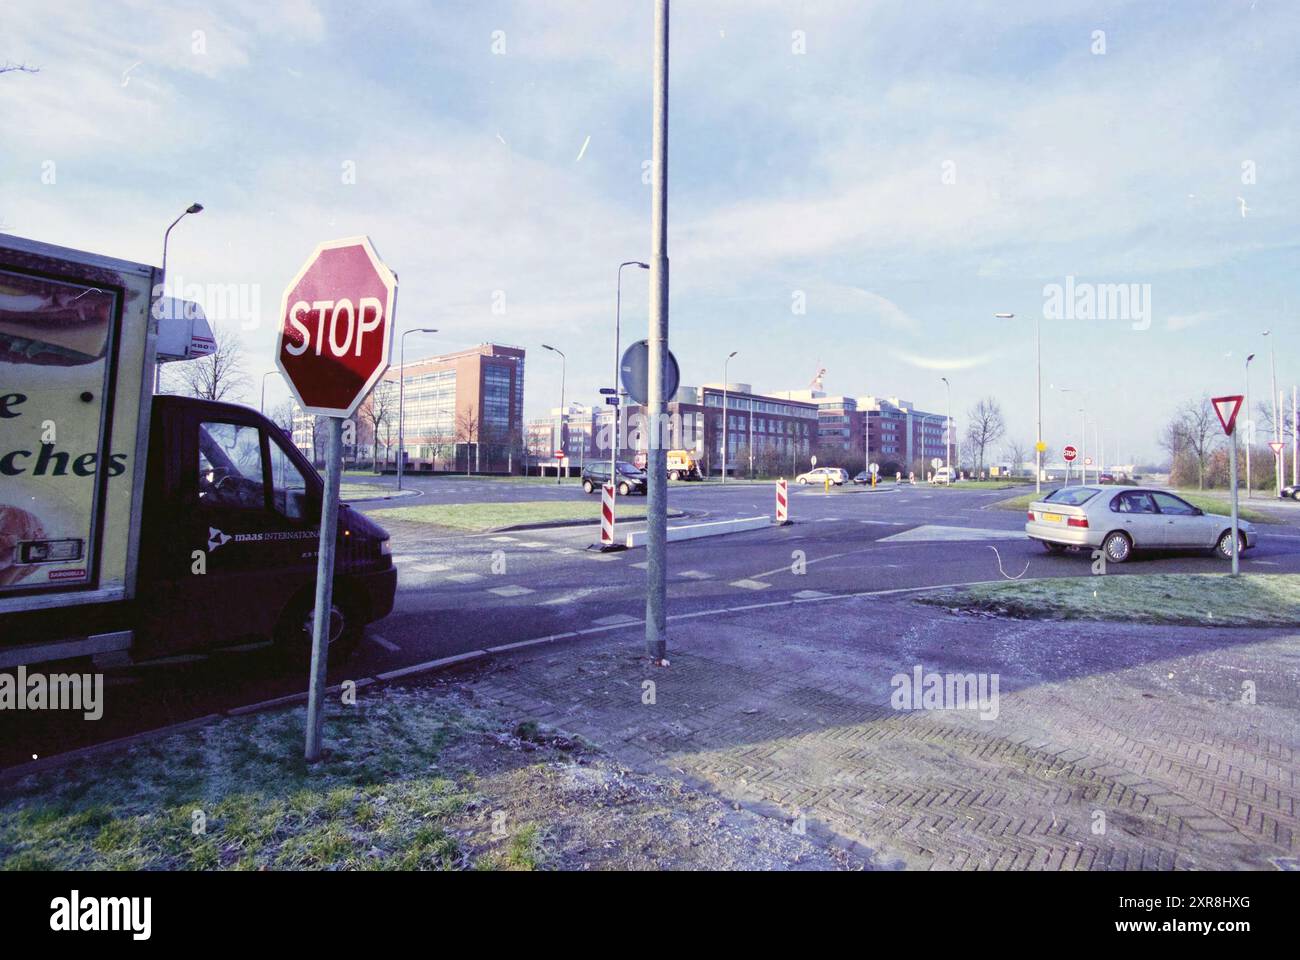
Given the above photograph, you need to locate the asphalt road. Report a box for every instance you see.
[5,478,1299,767]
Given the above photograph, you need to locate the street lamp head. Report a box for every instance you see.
[186,203,204,215]
[542,343,556,352]
[1247,353,1256,365]
[636,262,649,269]
[993,312,1014,319]
[728,350,738,359]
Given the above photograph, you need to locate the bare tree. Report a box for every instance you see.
[0,62,40,76]
[358,379,396,472]
[169,327,249,402]
[1161,397,1218,490]
[454,405,480,474]
[1002,439,1031,477]
[965,397,1006,473]
[269,401,296,440]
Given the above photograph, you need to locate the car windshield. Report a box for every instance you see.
[617,462,642,476]
[1043,487,1100,506]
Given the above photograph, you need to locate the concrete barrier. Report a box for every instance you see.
[624,515,771,548]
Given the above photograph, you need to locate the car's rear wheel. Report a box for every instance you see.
[1215,529,1245,560]
[1101,531,1132,564]
[583,480,595,494]
[1292,491,1300,501]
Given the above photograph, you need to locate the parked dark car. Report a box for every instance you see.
[582,461,648,496]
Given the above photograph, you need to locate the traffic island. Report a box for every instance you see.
[916,573,1300,628]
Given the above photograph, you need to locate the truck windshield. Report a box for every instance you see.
[198,422,265,509]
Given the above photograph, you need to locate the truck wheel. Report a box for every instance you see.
[274,588,362,667]
[670,470,681,481]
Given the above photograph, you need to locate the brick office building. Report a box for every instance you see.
[371,342,526,473]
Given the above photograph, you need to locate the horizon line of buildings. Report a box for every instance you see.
[290,341,954,476]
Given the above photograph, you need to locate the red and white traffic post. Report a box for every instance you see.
[1213,395,1245,576]
[774,477,790,525]
[599,483,623,551]
[276,236,398,761]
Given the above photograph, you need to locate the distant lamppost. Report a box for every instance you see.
[397,328,437,491]
[542,344,566,483]
[721,351,738,482]
[157,202,203,394]
[260,370,281,413]
[1245,353,1256,499]
[940,376,953,475]
[613,261,649,479]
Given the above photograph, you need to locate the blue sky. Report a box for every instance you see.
[3,0,1297,464]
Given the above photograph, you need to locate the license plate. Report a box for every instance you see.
[1041,512,1064,523]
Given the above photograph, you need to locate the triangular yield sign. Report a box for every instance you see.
[1269,440,1284,454]
[1212,395,1244,436]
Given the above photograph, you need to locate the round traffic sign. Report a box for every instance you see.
[1063,445,1078,462]
[869,462,879,474]
[810,455,818,467]
[276,236,397,418]
[931,457,943,469]
[554,450,565,460]
[619,340,680,406]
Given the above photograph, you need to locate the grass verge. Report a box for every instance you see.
[370,500,679,531]
[992,489,1280,524]
[917,573,1300,627]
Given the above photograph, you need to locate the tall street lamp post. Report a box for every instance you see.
[1245,353,1255,499]
[157,202,203,394]
[721,350,737,482]
[995,312,1041,492]
[543,344,566,484]
[260,370,281,413]
[397,328,437,491]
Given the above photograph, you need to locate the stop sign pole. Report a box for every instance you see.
[276,236,397,760]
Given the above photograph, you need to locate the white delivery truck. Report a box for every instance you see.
[0,235,396,669]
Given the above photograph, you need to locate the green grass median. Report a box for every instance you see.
[372,499,669,532]
[918,573,1300,628]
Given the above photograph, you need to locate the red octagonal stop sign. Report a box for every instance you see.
[276,236,397,417]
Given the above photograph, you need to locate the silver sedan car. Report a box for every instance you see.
[1025,486,1256,563]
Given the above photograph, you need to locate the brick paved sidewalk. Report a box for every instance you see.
[458,595,1300,870]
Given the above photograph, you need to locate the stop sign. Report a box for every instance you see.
[276,236,397,417]
[1063,445,1078,462]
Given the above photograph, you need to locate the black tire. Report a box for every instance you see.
[583,480,595,494]
[1215,529,1245,561]
[619,481,631,497]
[1101,531,1133,564]
[1292,491,1300,502]
[274,586,362,668]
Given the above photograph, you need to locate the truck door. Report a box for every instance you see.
[141,407,320,654]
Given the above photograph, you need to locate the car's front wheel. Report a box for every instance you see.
[1292,490,1300,502]
[1215,529,1245,560]
[583,480,595,494]
[1101,531,1133,564]
[619,481,631,497]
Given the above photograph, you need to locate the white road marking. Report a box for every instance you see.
[550,547,578,555]
[488,585,536,597]
[678,569,713,580]
[793,589,830,599]
[539,587,604,605]
[413,562,449,573]
[730,579,772,590]
[489,536,518,542]
[517,541,548,548]
[594,613,639,626]
[447,572,484,583]
[630,560,649,569]
[584,552,620,561]
[879,524,1024,543]
[390,555,417,564]
[368,633,401,652]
